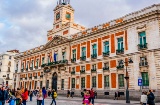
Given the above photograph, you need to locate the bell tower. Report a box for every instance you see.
[47,0,86,42]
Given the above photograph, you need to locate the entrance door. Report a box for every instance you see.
[52,72,57,91]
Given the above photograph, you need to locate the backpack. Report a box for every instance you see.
[53,92,57,98]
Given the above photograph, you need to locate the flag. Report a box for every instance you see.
[54,53,57,62]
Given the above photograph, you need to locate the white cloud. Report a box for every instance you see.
[0,23,5,29]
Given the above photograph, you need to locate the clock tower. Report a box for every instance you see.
[47,0,86,42]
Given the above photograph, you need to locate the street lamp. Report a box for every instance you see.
[118,58,133,103]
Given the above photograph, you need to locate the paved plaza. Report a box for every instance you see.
[5,96,154,105]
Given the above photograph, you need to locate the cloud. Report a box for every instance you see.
[0,0,159,53]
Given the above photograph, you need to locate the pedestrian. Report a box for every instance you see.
[117,91,120,100]
[140,91,147,105]
[37,89,43,105]
[50,89,57,105]
[83,90,90,105]
[90,88,95,105]
[70,91,74,98]
[42,87,47,105]
[0,86,9,105]
[94,91,97,99]
[22,88,28,105]
[67,90,70,98]
[114,92,118,100]
[147,90,155,105]
[48,90,51,97]
[29,91,33,101]
[7,95,15,105]
[15,88,22,105]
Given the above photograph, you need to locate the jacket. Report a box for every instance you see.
[90,90,94,98]
[15,90,22,99]
[140,95,147,103]
[22,91,28,100]
[147,92,155,105]
[83,95,90,104]
[0,90,8,101]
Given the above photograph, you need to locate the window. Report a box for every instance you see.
[103,41,109,52]
[48,56,50,63]
[81,47,86,57]
[92,76,96,88]
[22,63,24,69]
[104,62,109,67]
[16,64,18,70]
[9,56,12,59]
[40,81,43,89]
[42,57,45,64]
[104,75,109,87]
[25,82,27,88]
[46,80,49,89]
[92,64,96,69]
[139,31,146,45]
[92,44,97,54]
[34,81,37,89]
[26,61,29,69]
[61,79,64,90]
[117,37,123,50]
[142,72,149,86]
[81,77,85,88]
[81,66,85,70]
[118,74,124,88]
[36,59,39,67]
[62,52,66,60]
[71,78,75,88]
[56,54,58,61]
[7,74,9,78]
[72,49,76,59]
[31,60,34,67]
[72,67,75,71]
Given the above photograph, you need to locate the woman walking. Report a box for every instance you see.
[22,88,28,105]
[37,89,43,105]
[50,89,57,105]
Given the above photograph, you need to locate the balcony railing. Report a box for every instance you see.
[139,62,148,67]
[21,69,24,72]
[58,60,68,64]
[71,71,75,75]
[103,51,110,57]
[103,66,109,71]
[116,65,124,69]
[80,56,86,61]
[116,48,124,55]
[80,70,85,74]
[30,67,33,70]
[138,43,148,50]
[91,68,97,73]
[71,58,76,63]
[91,54,97,59]
[35,66,38,69]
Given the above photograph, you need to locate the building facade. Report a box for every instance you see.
[14,1,160,99]
[0,50,19,88]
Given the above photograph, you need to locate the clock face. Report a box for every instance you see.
[66,13,71,20]
[56,13,60,20]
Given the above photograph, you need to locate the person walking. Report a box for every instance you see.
[90,88,95,105]
[22,88,28,105]
[0,86,9,105]
[15,88,22,105]
[140,91,147,105]
[37,89,43,105]
[114,92,118,100]
[147,90,155,105]
[29,91,33,101]
[67,90,70,98]
[42,87,47,105]
[70,91,74,98]
[50,89,57,105]
[83,90,90,105]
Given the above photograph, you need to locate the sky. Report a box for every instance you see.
[0,0,159,53]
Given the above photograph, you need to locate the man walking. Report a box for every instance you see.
[90,88,95,105]
[0,86,8,105]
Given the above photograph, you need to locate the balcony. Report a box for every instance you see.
[35,66,38,69]
[116,48,124,55]
[116,65,124,70]
[71,58,76,63]
[15,70,18,73]
[6,77,10,80]
[91,54,97,59]
[139,62,148,67]
[80,56,86,61]
[103,66,109,71]
[71,71,75,75]
[21,69,24,72]
[80,70,85,74]
[91,68,97,73]
[103,51,110,57]
[30,67,33,70]
[138,43,148,50]
[58,60,68,64]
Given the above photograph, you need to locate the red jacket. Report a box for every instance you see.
[22,91,28,100]
[90,90,95,98]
